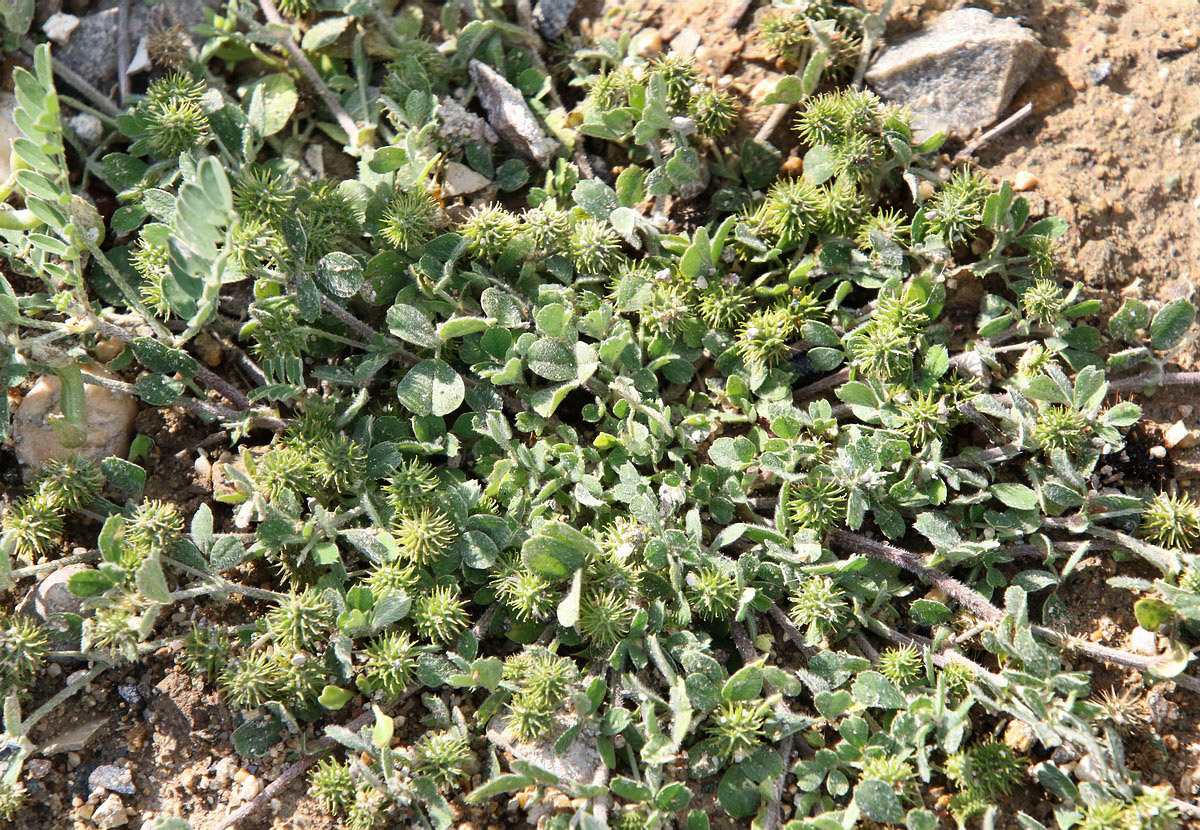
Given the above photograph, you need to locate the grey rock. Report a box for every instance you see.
[54,6,151,92]
[865,8,1045,141]
[89,764,136,796]
[17,563,92,622]
[487,715,601,785]
[1087,60,1113,85]
[533,0,578,39]
[468,60,560,166]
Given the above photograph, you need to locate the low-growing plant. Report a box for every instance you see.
[0,3,1196,829]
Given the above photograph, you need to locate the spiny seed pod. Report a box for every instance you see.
[146,24,192,70]
[310,434,367,493]
[688,86,738,137]
[275,0,317,16]
[267,588,331,652]
[856,208,910,251]
[414,730,474,792]
[0,613,50,690]
[276,653,325,706]
[612,807,652,830]
[849,327,914,382]
[578,589,634,648]
[0,781,27,822]
[520,207,572,257]
[685,564,740,621]
[789,576,847,643]
[131,237,172,316]
[411,583,470,644]
[648,53,701,111]
[695,282,752,331]
[346,784,387,830]
[2,495,63,559]
[145,97,210,158]
[874,289,929,334]
[506,690,556,741]
[893,390,949,447]
[1032,405,1092,455]
[518,647,578,705]
[1139,493,1200,550]
[786,472,846,532]
[82,605,141,661]
[708,698,771,762]
[764,177,821,244]
[251,444,309,503]
[568,218,625,275]
[301,181,359,259]
[829,131,884,181]
[642,282,698,342]
[34,458,101,515]
[309,757,355,816]
[380,190,441,251]
[1093,687,1148,734]
[1078,801,1131,830]
[940,660,973,698]
[145,72,206,107]
[125,499,184,556]
[233,164,297,223]
[879,643,923,687]
[945,739,1024,798]
[1023,233,1058,278]
[384,458,440,511]
[736,305,796,369]
[925,168,990,246]
[816,175,868,237]
[586,70,632,110]
[365,560,422,601]
[1179,564,1200,594]
[460,204,519,260]
[219,650,281,709]
[394,506,458,566]
[794,89,883,147]
[383,39,448,86]
[229,217,287,270]
[1016,344,1057,381]
[361,631,421,699]
[860,754,915,795]
[1020,278,1067,325]
[181,625,231,679]
[492,564,556,621]
[783,290,824,331]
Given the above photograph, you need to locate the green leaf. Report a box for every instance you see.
[851,671,906,709]
[721,661,764,701]
[913,512,960,550]
[854,779,905,823]
[717,765,759,819]
[372,705,394,748]
[301,16,351,50]
[1149,298,1196,350]
[526,337,576,382]
[387,303,439,348]
[610,777,653,802]
[135,552,171,603]
[740,139,782,190]
[465,775,536,803]
[396,359,464,417]
[521,522,600,579]
[993,482,1038,510]
[438,316,490,339]
[67,569,115,598]
[909,599,951,626]
[572,180,619,219]
[655,782,692,811]
[1134,598,1174,632]
[316,252,363,298]
[101,458,145,497]
[245,73,298,137]
[318,685,354,710]
[232,714,284,757]
[803,145,838,185]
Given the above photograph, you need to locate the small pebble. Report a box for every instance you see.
[1012,171,1038,191]
[1149,445,1167,459]
[630,28,663,58]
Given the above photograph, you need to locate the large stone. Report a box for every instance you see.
[17,563,92,621]
[53,6,151,92]
[468,60,560,166]
[13,366,138,474]
[866,8,1045,141]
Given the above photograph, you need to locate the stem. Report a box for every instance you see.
[163,555,290,603]
[117,0,132,106]
[258,0,362,145]
[833,530,1200,694]
[1110,370,1200,392]
[9,548,102,580]
[80,237,175,342]
[21,662,112,734]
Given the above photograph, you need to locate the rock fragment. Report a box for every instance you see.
[442,161,493,197]
[865,8,1045,141]
[486,716,600,785]
[13,365,138,474]
[18,563,92,622]
[42,12,80,45]
[468,60,559,166]
[1164,420,1199,449]
[92,794,128,829]
[533,0,578,39]
[89,764,136,796]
